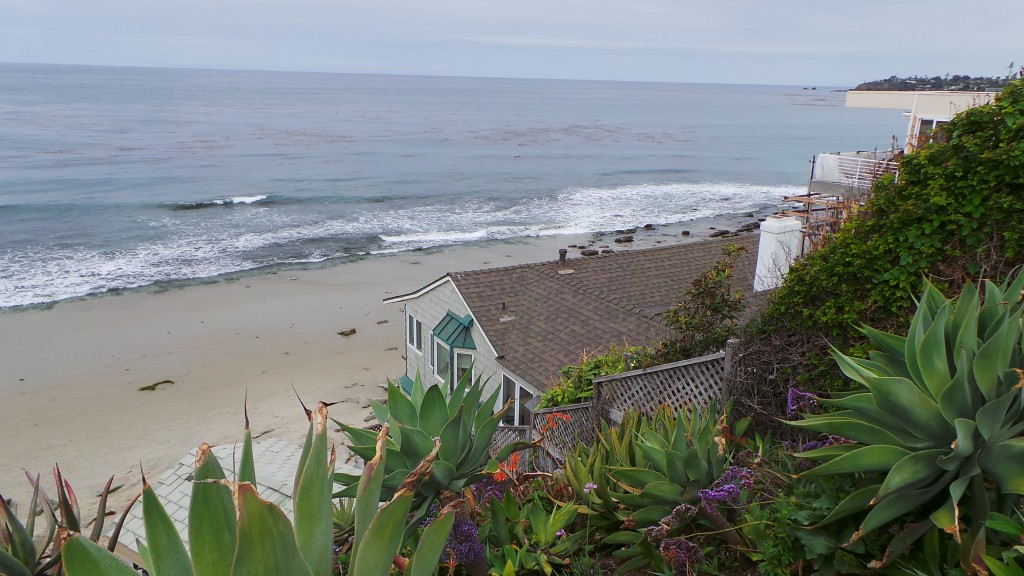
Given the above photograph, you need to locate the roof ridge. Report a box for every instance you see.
[534,234,758,316]
[450,233,757,278]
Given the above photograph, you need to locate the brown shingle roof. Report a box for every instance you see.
[449,233,760,391]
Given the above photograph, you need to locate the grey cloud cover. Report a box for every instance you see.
[1,0,1020,85]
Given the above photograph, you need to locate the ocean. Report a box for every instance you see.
[0,63,905,309]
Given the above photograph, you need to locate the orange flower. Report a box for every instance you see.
[540,411,572,433]
[493,451,521,482]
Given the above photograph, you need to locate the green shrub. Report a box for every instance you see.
[750,79,1024,396]
[538,344,654,409]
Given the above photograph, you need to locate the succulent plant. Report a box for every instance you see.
[334,373,534,521]
[792,274,1024,573]
[1,483,56,576]
[483,492,585,576]
[1,467,132,576]
[566,403,733,528]
[60,400,456,576]
[564,402,743,574]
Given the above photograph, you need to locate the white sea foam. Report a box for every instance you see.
[0,181,801,308]
[223,195,269,205]
[374,181,802,246]
[171,194,271,210]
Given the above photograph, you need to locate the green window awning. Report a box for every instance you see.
[433,311,476,350]
[397,374,415,394]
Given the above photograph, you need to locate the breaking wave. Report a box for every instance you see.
[1,181,801,308]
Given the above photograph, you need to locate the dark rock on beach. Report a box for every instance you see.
[580,249,600,256]
[614,235,634,243]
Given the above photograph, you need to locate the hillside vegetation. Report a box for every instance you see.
[731,79,1024,422]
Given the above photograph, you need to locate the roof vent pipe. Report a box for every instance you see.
[557,248,574,274]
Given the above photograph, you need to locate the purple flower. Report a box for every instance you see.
[471,475,512,504]
[583,482,597,494]
[659,537,704,576]
[445,515,485,567]
[787,387,820,418]
[699,484,741,506]
[699,466,758,507]
[556,529,567,538]
[419,502,440,527]
[717,466,757,491]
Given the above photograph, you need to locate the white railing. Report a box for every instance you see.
[812,152,899,190]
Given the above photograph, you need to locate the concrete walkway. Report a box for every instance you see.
[114,437,362,552]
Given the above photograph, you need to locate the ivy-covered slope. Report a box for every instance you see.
[744,80,1024,395]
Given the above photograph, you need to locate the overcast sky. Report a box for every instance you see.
[1,0,1020,86]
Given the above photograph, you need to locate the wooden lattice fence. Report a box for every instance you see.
[490,348,731,471]
[531,402,594,461]
[592,351,727,424]
[490,425,531,456]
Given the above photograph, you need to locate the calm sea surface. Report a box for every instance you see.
[0,64,905,308]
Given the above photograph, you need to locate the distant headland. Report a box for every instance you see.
[854,73,1019,91]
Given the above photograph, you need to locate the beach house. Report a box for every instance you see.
[384,234,759,426]
[846,90,997,152]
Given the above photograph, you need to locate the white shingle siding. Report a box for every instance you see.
[401,281,509,406]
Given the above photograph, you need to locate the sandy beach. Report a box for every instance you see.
[0,216,764,518]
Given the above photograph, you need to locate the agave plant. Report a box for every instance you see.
[1,483,58,576]
[566,403,734,528]
[334,373,534,520]
[60,401,456,576]
[564,402,743,574]
[792,274,1024,573]
[1,467,132,576]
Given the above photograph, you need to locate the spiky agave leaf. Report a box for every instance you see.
[189,444,235,576]
[293,402,335,576]
[794,273,1024,573]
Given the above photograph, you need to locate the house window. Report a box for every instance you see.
[500,374,534,426]
[434,340,450,387]
[915,119,950,147]
[406,314,423,353]
[455,351,474,390]
[519,387,534,427]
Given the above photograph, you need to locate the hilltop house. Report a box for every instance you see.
[846,90,996,152]
[384,234,759,426]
